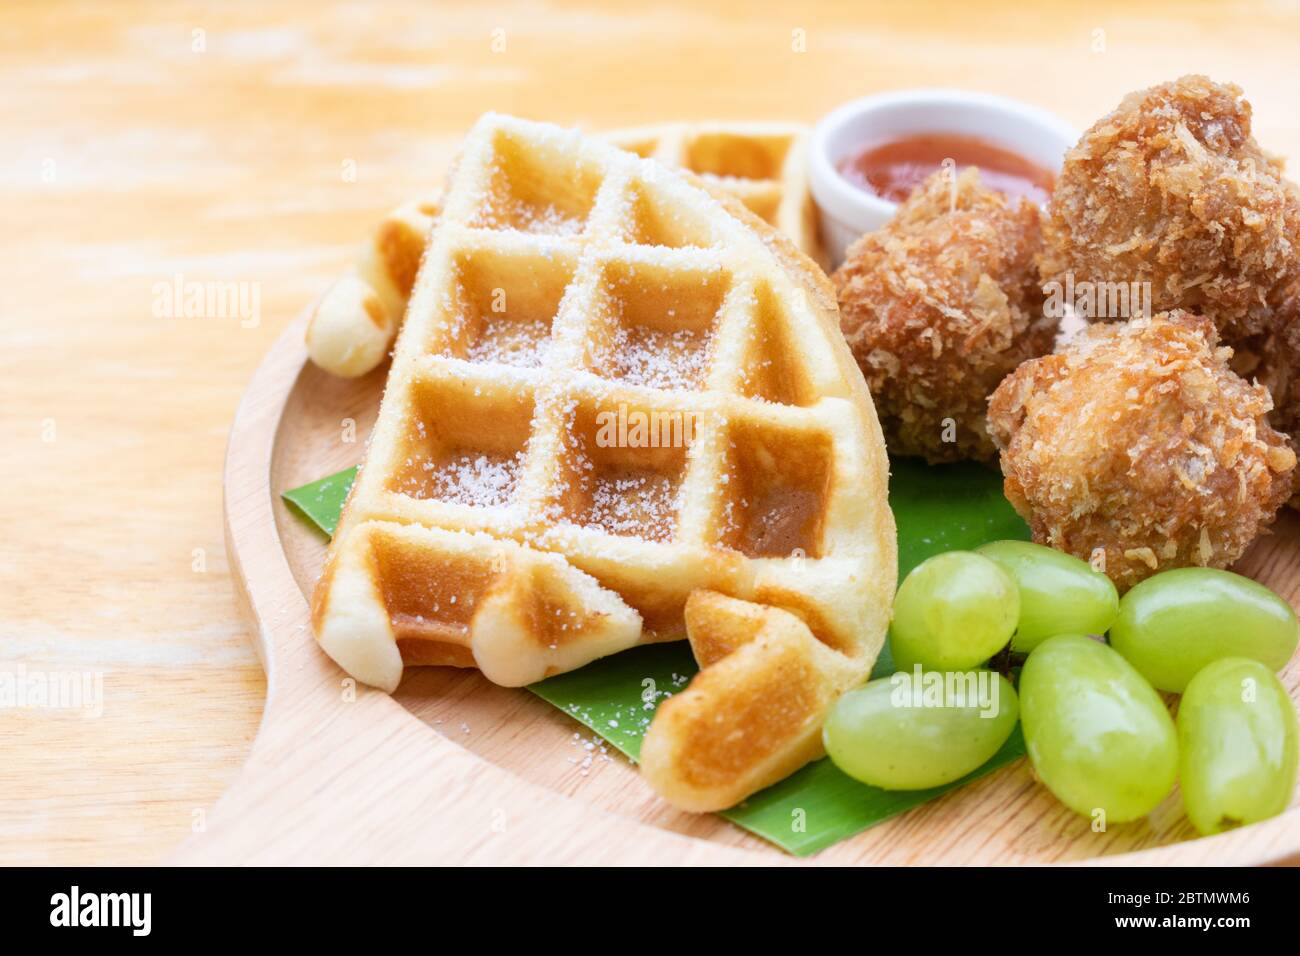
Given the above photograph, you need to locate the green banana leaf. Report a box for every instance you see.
[282,457,1029,856]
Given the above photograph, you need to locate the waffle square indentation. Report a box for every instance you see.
[682,132,792,181]
[549,397,694,543]
[389,376,535,508]
[470,131,602,236]
[586,259,730,391]
[714,416,831,558]
[437,247,576,369]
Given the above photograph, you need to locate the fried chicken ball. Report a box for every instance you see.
[1234,280,1300,505]
[833,167,1055,463]
[1040,75,1300,343]
[987,310,1296,591]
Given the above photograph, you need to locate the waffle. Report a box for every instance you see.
[306,122,820,377]
[641,591,865,810]
[310,114,894,811]
[607,122,822,268]
[305,195,440,378]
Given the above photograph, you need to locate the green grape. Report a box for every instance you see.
[1178,657,1298,836]
[1110,568,1298,693]
[976,539,1119,652]
[823,670,1019,789]
[1020,634,1177,823]
[890,551,1019,672]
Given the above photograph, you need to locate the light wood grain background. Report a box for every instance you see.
[5,0,1300,865]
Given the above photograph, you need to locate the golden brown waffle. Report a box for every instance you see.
[641,591,864,810]
[306,122,820,377]
[608,122,821,267]
[311,114,894,811]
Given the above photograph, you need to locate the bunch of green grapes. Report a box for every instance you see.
[823,541,1299,836]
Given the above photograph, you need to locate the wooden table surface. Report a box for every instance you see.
[5,0,1300,866]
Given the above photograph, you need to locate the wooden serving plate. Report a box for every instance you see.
[174,306,1300,865]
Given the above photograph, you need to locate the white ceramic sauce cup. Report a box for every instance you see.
[809,89,1079,267]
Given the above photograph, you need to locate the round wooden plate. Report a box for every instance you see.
[174,306,1300,865]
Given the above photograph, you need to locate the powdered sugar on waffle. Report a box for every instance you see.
[467,316,553,368]
[399,450,524,507]
[504,200,585,236]
[583,470,681,541]
[601,322,713,390]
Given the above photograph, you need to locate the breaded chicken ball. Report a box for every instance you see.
[1040,75,1300,343]
[1235,280,1300,505]
[988,311,1295,591]
[833,167,1055,463]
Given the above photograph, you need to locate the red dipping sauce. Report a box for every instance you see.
[838,133,1054,205]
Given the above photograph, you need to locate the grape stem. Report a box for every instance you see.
[989,645,1028,683]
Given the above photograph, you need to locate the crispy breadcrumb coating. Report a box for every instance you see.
[1234,280,1300,505]
[833,168,1055,463]
[988,311,1296,591]
[1040,75,1300,343]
